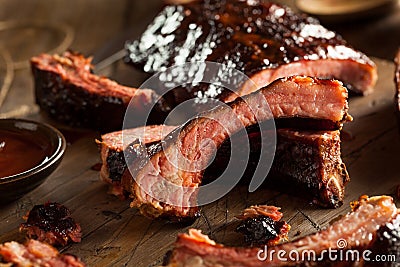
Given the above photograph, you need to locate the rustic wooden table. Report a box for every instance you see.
[0,1,399,266]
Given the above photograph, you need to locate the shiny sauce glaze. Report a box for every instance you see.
[127,0,372,74]
[0,129,52,178]
[125,0,374,103]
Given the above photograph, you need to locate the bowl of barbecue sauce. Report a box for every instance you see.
[0,119,66,202]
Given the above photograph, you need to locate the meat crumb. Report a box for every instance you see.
[20,202,81,247]
[236,205,290,246]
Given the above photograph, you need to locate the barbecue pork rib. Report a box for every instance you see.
[269,129,349,207]
[164,195,400,266]
[99,126,349,208]
[207,127,349,208]
[31,51,161,131]
[125,0,377,103]
[121,76,351,220]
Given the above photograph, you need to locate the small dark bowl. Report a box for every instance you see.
[0,119,66,203]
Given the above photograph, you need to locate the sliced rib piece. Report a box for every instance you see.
[164,196,400,266]
[98,127,349,208]
[208,127,349,208]
[269,129,349,207]
[121,76,351,220]
[0,239,85,267]
[125,0,377,102]
[31,51,161,131]
[96,125,177,198]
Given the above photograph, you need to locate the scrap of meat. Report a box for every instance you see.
[0,239,85,267]
[20,202,81,247]
[236,205,290,246]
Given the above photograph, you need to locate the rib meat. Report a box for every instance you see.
[269,129,349,207]
[164,195,400,266]
[207,127,349,208]
[121,76,351,219]
[31,51,161,131]
[0,239,85,267]
[98,126,348,209]
[125,0,377,103]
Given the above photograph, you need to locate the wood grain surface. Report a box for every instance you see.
[0,1,399,267]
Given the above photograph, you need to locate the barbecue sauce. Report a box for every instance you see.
[0,129,52,178]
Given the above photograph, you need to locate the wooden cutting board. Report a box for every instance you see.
[0,58,398,267]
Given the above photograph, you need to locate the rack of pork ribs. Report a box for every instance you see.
[125,0,377,104]
[31,0,379,221]
[98,76,351,220]
[98,124,349,204]
[32,0,376,132]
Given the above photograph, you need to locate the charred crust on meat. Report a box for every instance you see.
[20,202,81,247]
[236,216,288,246]
[162,250,174,266]
[31,51,163,131]
[106,150,126,182]
[235,206,290,246]
[32,62,126,131]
